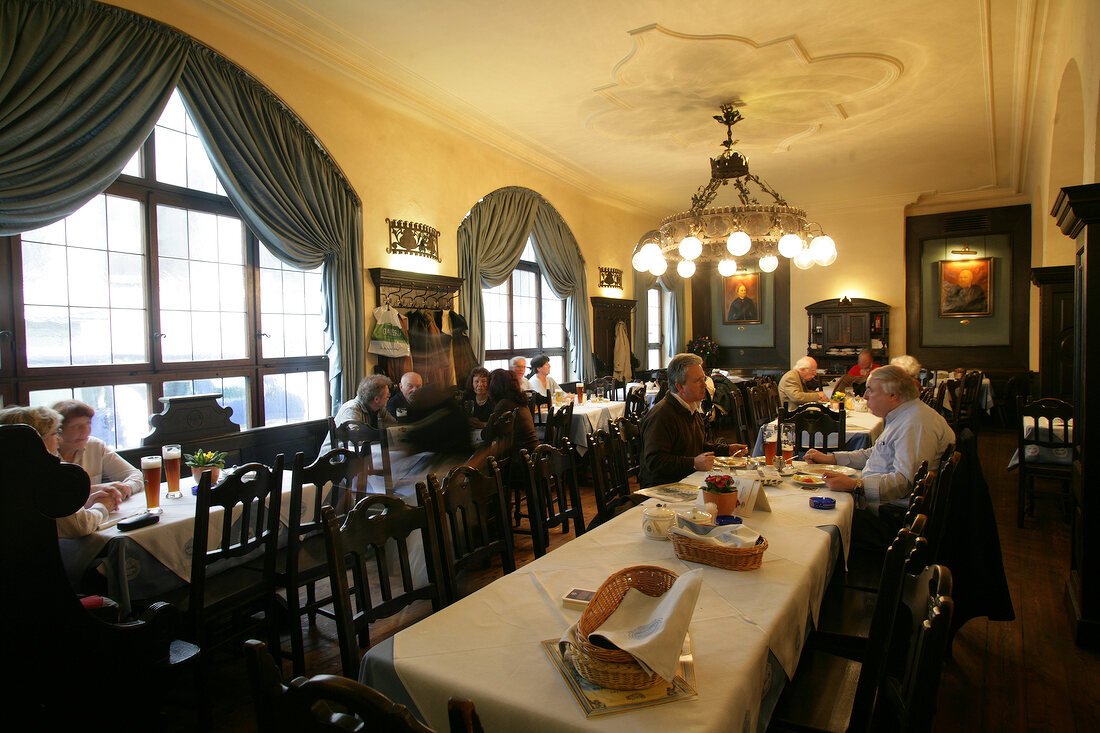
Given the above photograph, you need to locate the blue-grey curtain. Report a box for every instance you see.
[458,186,595,381]
[530,204,595,381]
[178,49,364,407]
[0,0,364,406]
[0,0,188,235]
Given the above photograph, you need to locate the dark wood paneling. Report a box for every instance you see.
[1032,265,1074,400]
[693,259,791,369]
[905,204,1031,374]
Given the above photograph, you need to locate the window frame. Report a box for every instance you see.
[646,287,664,370]
[0,120,329,436]
[482,256,569,377]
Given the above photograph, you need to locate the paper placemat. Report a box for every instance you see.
[541,639,697,717]
[636,482,699,503]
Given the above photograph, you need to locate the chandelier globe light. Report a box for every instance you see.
[679,235,703,260]
[793,246,816,270]
[727,230,752,256]
[635,103,837,278]
[717,258,737,277]
[676,259,696,278]
[648,256,668,276]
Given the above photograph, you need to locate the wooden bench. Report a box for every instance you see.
[117,394,328,472]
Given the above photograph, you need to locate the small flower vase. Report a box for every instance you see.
[702,487,738,516]
[191,466,221,488]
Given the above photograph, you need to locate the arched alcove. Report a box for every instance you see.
[1045,60,1085,264]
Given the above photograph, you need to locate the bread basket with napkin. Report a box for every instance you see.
[559,565,701,689]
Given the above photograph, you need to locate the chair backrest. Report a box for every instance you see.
[545,399,574,450]
[764,381,781,417]
[189,457,285,634]
[1017,396,1073,455]
[586,429,631,528]
[778,402,846,454]
[950,370,984,431]
[585,376,616,400]
[726,385,751,446]
[286,448,364,578]
[613,416,643,479]
[847,517,929,733]
[528,390,552,426]
[520,441,586,557]
[322,494,443,678]
[245,639,487,733]
[330,418,393,494]
[418,457,515,605]
[932,381,951,415]
[922,448,959,561]
[1,424,185,716]
[919,386,935,407]
[748,385,772,434]
[870,563,954,733]
[624,384,649,420]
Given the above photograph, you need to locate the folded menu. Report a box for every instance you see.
[565,569,702,681]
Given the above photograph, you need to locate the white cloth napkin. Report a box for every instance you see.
[669,523,762,547]
[562,569,702,681]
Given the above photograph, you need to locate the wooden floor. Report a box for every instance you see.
[197,428,1100,732]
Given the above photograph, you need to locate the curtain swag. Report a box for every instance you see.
[0,0,365,406]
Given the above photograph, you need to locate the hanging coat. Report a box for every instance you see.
[449,310,479,387]
[613,320,632,383]
[407,309,452,387]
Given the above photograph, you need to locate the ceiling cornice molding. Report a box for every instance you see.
[905,186,1029,216]
[192,0,654,218]
[978,0,999,184]
[1010,0,1042,190]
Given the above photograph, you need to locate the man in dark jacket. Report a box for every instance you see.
[640,353,747,487]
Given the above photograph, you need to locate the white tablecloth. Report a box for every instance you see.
[370,473,853,733]
[569,400,626,454]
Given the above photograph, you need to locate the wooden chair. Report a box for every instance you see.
[623,384,649,420]
[994,373,1029,428]
[764,380,781,417]
[585,429,643,529]
[519,441,586,557]
[747,384,772,436]
[923,449,961,562]
[1016,396,1074,527]
[949,370,985,434]
[919,385,935,406]
[418,457,516,605]
[544,399,574,450]
[185,457,285,655]
[1,424,203,727]
[612,416,643,482]
[277,448,365,676]
[727,385,752,447]
[322,494,444,678]
[770,558,953,733]
[330,417,393,494]
[932,379,952,416]
[245,639,484,733]
[778,402,847,454]
[585,375,616,400]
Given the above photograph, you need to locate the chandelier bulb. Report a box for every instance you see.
[777,233,803,259]
[717,259,737,277]
[631,247,650,272]
[727,231,752,257]
[810,235,837,265]
[676,259,696,278]
[678,235,703,261]
[794,247,815,270]
[648,257,668,277]
[759,255,779,273]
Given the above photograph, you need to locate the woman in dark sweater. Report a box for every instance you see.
[461,366,495,427]
[482,368,539,456]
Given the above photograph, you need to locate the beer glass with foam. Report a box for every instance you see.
[141,455,163,514]
[162,444,182,499]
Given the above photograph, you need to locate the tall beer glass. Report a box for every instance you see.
[163,444,182,499]
[141,455,163,514]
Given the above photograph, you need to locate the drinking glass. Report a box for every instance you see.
[141,455,163,514]
[781,423,795,461]
[162,444,182,499]
[762,424,777,463]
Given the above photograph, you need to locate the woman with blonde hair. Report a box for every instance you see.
[0,405,120,537]
[53,400,142,500]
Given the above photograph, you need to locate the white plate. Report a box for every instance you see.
[798,464,857,477]
[791,473,827,487]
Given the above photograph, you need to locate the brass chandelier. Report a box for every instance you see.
[631,104,836,278]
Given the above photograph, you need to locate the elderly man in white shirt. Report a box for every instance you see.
[805,364,954,549]
[510,356,533,392]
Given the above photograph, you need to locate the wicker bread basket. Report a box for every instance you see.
[562,626,661,690]
[575,565,679,664]
[669,531,767,570]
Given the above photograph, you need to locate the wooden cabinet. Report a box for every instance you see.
[806,298,889,375]
[590,296,635,378]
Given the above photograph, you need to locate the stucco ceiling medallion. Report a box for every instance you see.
[588,23,904,153]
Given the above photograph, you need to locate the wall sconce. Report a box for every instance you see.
[598,267,623,290]
[387,219,440,262]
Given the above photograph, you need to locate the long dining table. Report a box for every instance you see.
[359,468,854,732]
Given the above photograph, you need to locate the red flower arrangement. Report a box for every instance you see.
[704,474,735,493]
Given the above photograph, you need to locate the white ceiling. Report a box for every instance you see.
[216,0,1038,216]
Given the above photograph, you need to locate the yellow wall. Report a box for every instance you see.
[110,0,654,372]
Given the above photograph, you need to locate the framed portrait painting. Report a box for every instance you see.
[723,273,762,324]
[938,258,993,317]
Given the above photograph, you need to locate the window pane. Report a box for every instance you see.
[22,195,148,367]
[648,349,660,370]
[482,281,510,352]
[158,205,247,363]
[648,289,661,342]
[263,371,328,426]
[512,270,538,349]
[120,147,142,178]
[258,253,324,359]
[541,277,564,348]
[550,356,565,382]
[484,359,508,373]
[520,238,537,263]
[29,383,151,450]
[164,376,250,429]
[154,90,225,195]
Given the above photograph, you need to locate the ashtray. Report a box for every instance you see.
[809,496,836,510]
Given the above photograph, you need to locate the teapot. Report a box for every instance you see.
[642,504,676,541]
